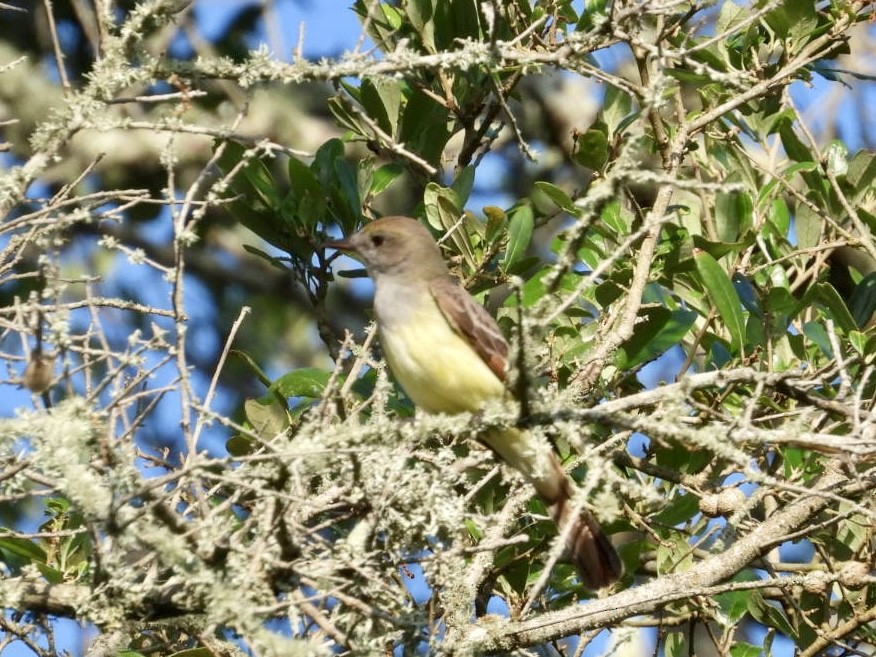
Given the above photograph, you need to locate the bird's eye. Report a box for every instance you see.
[371,234,385,247]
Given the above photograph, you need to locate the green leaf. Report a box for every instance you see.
[806,282,858,334]
[451,166,476,206]
[483,206,506,243]
[716,0,747,34]
[506,255,541,277]
[287,156,326,229]
[272,367,331,398]
[757,161,817,205]
[603,85,633,137]
[600,199,629,235]
[714,191,753,243]
[213,139,246,174]
[766,198,790,237]
[380,2,404,29]
[862,208,876,234]
[312,139,344,188]
[794,202,822,250]
[241,155,280,210]
[406,0,437,52]
[665,67,714,84]
[730,643,764,657]
[215,140,290,251]
[594,278,625,309]
[45,497,71,515]
[652,492,700,526]
[764,0,820,48]
[370,163,404,196]
[576,0,608,31]
[616,307,696,370]
[694,249,746,355]
[504,204,534,269]
[517,268,548,307]
[288,157,323,196]
[310,139,360,230]
[333,158,362,226]
[532,181,577,215]
[802,321,832,358]
[310,139,361,229]
[769,260,792,294]
[691,235,752,261]
[779,122,813,161]
[360,77,401,137]
[745,312,765,349]
[226,433,255,457]
[36,562,65,584]
[747,590,796,637]
[244,397,289,438]
[655,440,711,474]
[0,536,47,563]
[435,0,484,45]
[573,127,608,170]
[423,183,476,268]
[327,95,368,137]
[664,631,687,657]
[715,586,755,624]
[849,330,868,357]
[464,518,484,541]
[848,272,876,328]
[765,286,796,321]
[782,446,806,478]
[847,150,876,203]
[398,89,450,166]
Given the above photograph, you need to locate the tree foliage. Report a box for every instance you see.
[0,1,874,656]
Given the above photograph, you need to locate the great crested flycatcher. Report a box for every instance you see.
[327,215,622,589]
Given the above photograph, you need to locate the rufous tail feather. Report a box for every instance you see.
[482,428,623,589]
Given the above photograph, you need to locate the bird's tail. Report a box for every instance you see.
[482,427,623,589]
[544,473,623,589]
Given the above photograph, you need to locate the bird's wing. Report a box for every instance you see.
[429,276,509,382]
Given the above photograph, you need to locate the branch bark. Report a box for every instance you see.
[452,466,851,653]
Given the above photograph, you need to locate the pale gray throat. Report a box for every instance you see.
[372,274,431,327]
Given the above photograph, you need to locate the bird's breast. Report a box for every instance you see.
[374,283,505,414]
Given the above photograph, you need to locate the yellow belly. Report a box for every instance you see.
[379,304,506,414]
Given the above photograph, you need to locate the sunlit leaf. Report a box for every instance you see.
[244,397,289,438]
[664,631,687,657]
[272,367,332,398]
[371,163,404,195]
[532,181,577,215]
[730,643,764,657]
[504,204,534,269]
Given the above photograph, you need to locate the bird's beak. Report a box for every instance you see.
[322,235,356,253]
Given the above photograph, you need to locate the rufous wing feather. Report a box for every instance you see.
[429,276,509,382]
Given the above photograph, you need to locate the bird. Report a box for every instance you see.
[326,215,622,589]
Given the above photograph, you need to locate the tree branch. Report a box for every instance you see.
[460,466,849,652]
